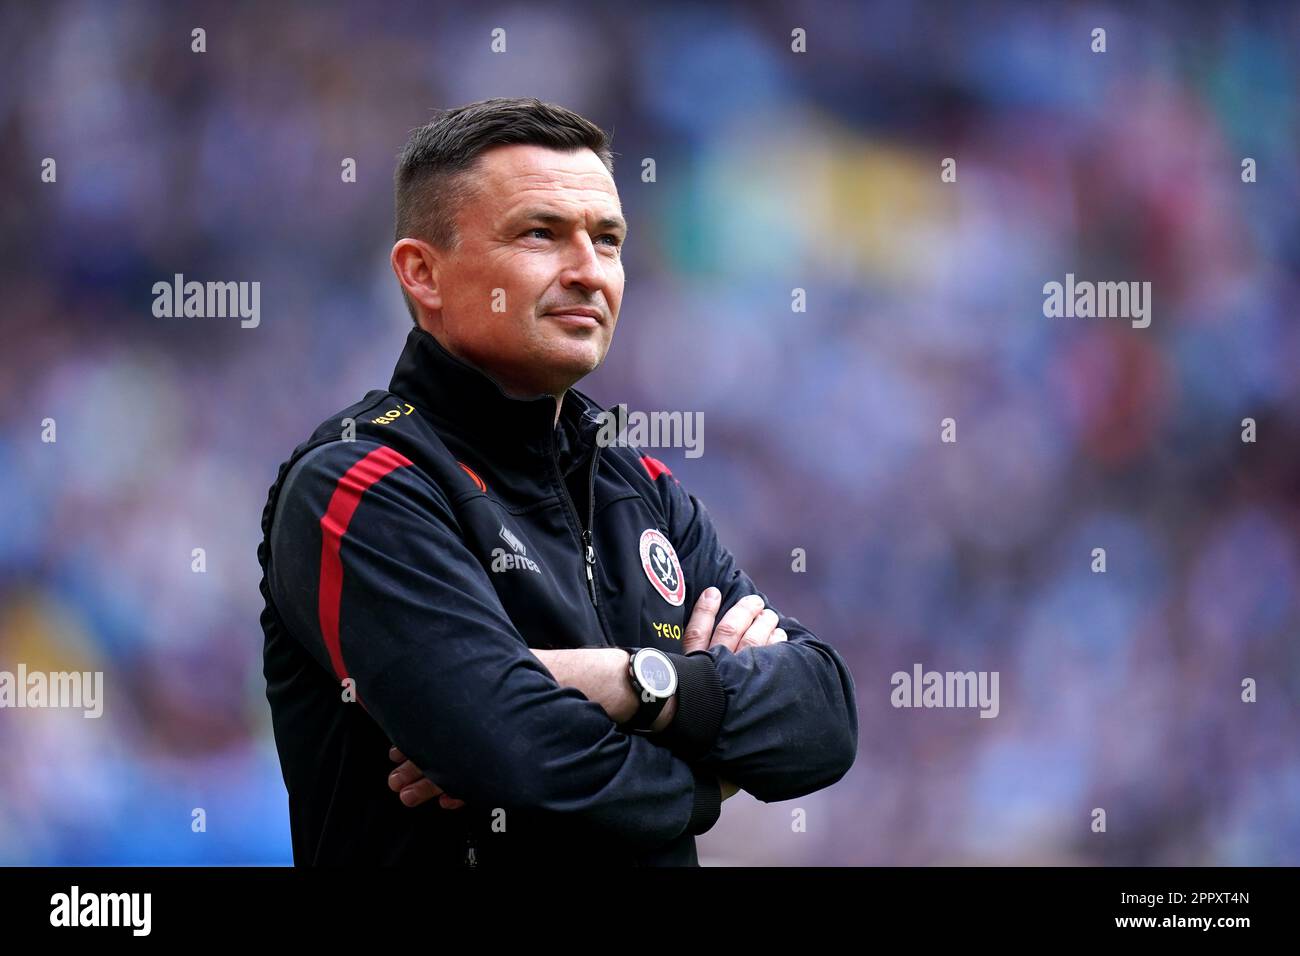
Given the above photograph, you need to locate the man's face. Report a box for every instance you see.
[411,144,626,398]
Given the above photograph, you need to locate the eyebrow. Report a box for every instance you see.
[512,209,627,235]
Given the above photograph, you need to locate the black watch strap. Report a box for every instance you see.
[626,649,671,734]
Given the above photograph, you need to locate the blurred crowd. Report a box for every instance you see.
[1,0,1297,864]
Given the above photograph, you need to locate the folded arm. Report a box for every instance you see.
[528,647,677,730]
[641,461,860,802]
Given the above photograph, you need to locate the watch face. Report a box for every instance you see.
[634,649,677,697]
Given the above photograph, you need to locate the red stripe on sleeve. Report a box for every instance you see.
[640,455,672,481]
[318,445,414,684]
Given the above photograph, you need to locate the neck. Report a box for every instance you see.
[424,328,570,424]
[488,376,566,427]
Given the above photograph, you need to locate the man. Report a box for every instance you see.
[258,97,858,866]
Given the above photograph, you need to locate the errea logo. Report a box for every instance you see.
[492,525,541,575]
[499,525,526,556]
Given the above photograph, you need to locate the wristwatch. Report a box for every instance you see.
[624,647,678,735]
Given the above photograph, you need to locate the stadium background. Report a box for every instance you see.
[1,1,1298,864]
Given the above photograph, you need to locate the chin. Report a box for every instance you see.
[545,343,605,381]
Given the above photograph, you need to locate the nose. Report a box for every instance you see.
[558,232,608,294]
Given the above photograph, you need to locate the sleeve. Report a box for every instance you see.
[643,460,859,803]
[265,440,722,849]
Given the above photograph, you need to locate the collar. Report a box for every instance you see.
[388,327,614,475]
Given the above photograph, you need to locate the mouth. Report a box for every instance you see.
[544,308,603,328]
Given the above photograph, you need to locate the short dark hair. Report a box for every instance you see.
[393,97,615,324]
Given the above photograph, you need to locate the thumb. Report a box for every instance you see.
[681,587,720,654]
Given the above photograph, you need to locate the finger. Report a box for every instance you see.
[389,746,405,763]
[388,760,428,792]
[770,627,788,645]
[438,794,467,810]
[710,594,766,653]
[737,608,780,651]
[682,587,721,654]
[399,780,441,807]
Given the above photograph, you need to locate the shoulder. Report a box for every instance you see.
[605,444,682,495]
[564,390,701,528]
[271,384,460,504]
[267,394,460,552]
[297,390,413,450]
[598,438,698,535]
[276,436,456,522]
[277,438,411,510]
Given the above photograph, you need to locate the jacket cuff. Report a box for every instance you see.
[686,766,722,835]
[659,651,727,760]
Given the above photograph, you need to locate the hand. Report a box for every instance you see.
[388,745,465,809]
[682,588,788,655]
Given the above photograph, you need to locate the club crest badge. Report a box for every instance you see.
[639,528,685,607]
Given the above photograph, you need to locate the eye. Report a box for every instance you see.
[597,234,622,248]
[524,227,552,240]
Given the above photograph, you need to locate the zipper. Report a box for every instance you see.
[550,414,611,645]
[582,529,597,605]
[463,830,477,868]
[581,441,601,606]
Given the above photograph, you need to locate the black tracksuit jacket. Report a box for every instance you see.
[257,327,858,866]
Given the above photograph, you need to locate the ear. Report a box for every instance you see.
[391,238,444,323]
